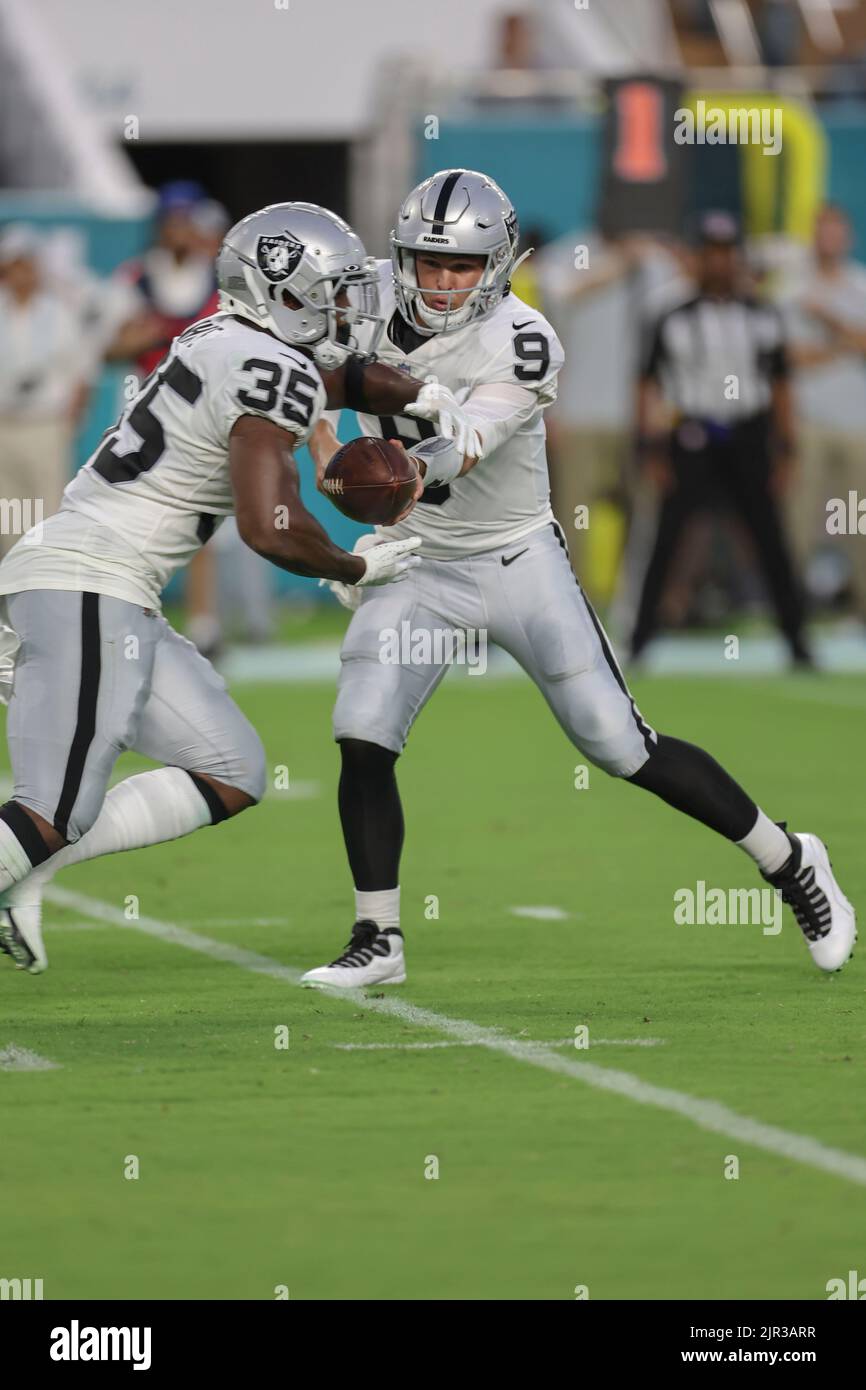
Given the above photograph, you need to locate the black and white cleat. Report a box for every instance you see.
[764,831,856,973]
[301,920,406,989]
[0,907,48,974]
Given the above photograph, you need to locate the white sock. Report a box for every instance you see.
[355,887,400,932]
[4,768,215,933]
[736,808,793,876]
[0,817,37,893]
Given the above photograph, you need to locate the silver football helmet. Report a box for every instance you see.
[390,169,523,335]
[217,203,383,368]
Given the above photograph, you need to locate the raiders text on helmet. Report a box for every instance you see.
[217,203,383,369]
[390,169,523,335]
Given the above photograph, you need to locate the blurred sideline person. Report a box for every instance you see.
[630,212,812,668]
[0,225,92,560]
[107,182,228,657]
[779,204,866,626]
[107,181,222,370]
[0,202,478,974]
[304,171,853,990]
[535,228,687,605]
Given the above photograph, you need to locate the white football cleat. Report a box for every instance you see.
[764,831,856,972]
[302,921,406,988]
[0,905,48,974]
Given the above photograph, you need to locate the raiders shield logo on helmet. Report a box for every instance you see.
[256,233,304,283]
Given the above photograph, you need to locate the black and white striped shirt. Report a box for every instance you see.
[644,295,788,424]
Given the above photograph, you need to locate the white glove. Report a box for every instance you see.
[405,382,483,460]
[319,533,379,611]
[318,533,420,609]
[356,534,421,586]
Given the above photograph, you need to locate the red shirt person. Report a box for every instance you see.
[109,183,228,375]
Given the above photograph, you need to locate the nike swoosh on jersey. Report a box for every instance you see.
[501,548,529,567]
[512,319,534,330]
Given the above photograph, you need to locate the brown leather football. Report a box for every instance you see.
[322,437,418,525]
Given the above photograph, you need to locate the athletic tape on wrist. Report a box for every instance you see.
[408,435,464,488]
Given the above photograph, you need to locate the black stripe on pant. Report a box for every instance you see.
[54,592,102,840]
[552,522,655,754]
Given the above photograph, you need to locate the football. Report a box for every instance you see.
[322,437,419,525]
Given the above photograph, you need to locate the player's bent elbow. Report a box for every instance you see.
[236,513,305,569]
[236,515,284,561]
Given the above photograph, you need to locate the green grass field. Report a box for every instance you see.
[2,667,864,1300]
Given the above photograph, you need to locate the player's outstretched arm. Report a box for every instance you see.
[230,416,420,586]
[321,359,422,414]
[321,357,481,458]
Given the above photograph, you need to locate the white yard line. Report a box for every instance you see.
[44,883,866,1188]
[176,918,289,928]
[0,1044,60,1072]
[510,906,570,921]
[267,781,320,801]
[44,916,290,932]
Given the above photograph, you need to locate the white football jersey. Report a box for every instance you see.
[355,261,564,558]
[0,313,326,610]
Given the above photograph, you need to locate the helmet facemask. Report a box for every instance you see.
[298,261,384,368]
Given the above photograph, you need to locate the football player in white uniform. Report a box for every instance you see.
[303,169,855,987]
[0,202,479,973]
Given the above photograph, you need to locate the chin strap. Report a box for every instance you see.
[312,340,352,370]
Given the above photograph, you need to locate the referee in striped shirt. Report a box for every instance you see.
[630,212,812,667]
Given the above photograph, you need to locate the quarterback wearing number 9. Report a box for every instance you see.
[305,168,855,986]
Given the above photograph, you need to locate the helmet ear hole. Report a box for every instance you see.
[281,288,303,311]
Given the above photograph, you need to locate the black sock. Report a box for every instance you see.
[626,734,758,841]
[338,738,404,892]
